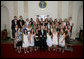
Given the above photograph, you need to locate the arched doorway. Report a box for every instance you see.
[76,5,83,37]
[1,5,10,37]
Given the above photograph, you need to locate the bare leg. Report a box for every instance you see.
[27,47,29,53]
[56,45,58,52]
[19,46,21,53]
[34,46,37,51]
[30,47,32,52]
[53,45,55,51]
[31,47,33,52]
[62,48,64,53]
[24,48,26,54]
[48,47,50,51]
[59,47,61,52]
[65,43,67,48]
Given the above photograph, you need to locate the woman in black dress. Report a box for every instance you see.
[34,28,40,51]
[64,26,70,48]
[44,18,48,26]
[40,18,44,26]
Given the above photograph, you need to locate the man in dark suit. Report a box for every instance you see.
[11,16,19,38]
[18,16,25,26]
[38,26,47,53]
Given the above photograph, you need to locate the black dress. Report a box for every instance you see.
[40,22,43,26]
[34,33,40,47]
[65,30,69,44]
[45,23,48,26]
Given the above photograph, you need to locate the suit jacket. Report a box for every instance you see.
[11,19,19,30]
[18,19,25,26]
[38,30,47,40]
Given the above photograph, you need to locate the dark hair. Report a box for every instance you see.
[48,29,52,35]
[17,28,21,32]
[30,28,34,34]
[24,29,28,34]
[20,16,22,17]
[14,16,17,18]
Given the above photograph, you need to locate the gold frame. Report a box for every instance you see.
[38,1,47,10]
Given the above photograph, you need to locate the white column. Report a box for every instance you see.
[71,1,82,39]
[24,1,28,21]
[62,1,69,20]
[18,1,24,19]
[57,1,62,19]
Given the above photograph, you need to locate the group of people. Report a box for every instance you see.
[11,16,74,54]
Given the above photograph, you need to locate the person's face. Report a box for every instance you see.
[15,19,17,22]
[14,17,17,19]
[22,25,24,28]
[14,17,17,20]
[36,18,38,22]
[54,29,56,32]
[50,25,52,28]
[65,19,67,22]
[41,26,43,30]
[32,29,33,32]
[36,29,38,33]
[24,23,26,26]
[69,17,72,21]
[66,26,67,29]
[31,18,33,21]
[18,28,20,32]
[59,19,62,22]
[41,18,43,21]
[48,29,50,33]
[29,22,31,24]
[20,16,23,19]
[61,29,63,32]
[16,25,18,28]
[26,18,29,21]
[25,30,27,33]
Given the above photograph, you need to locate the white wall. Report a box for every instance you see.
[1,1,83,39]
[62,1,69,20]
[71,1,83,39]
[18,1,24,19]
[1,1,14,37]
[28,1,58,20]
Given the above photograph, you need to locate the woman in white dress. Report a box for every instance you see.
[29,29,34,52]
[26,24,31,34]
[59,28,65,53]
[46,29,53,51]
[22,29,29,54]
[25,18,29,27]
[52,28,58,51]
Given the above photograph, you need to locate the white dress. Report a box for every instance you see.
[59,34,65,47]
[22,34,29,48]
[26,27,31,39]
[52,33,58,45]
[26,28,31,34]
[46,33,52,47]
[63,22,66,26]
[29,34,34,46]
